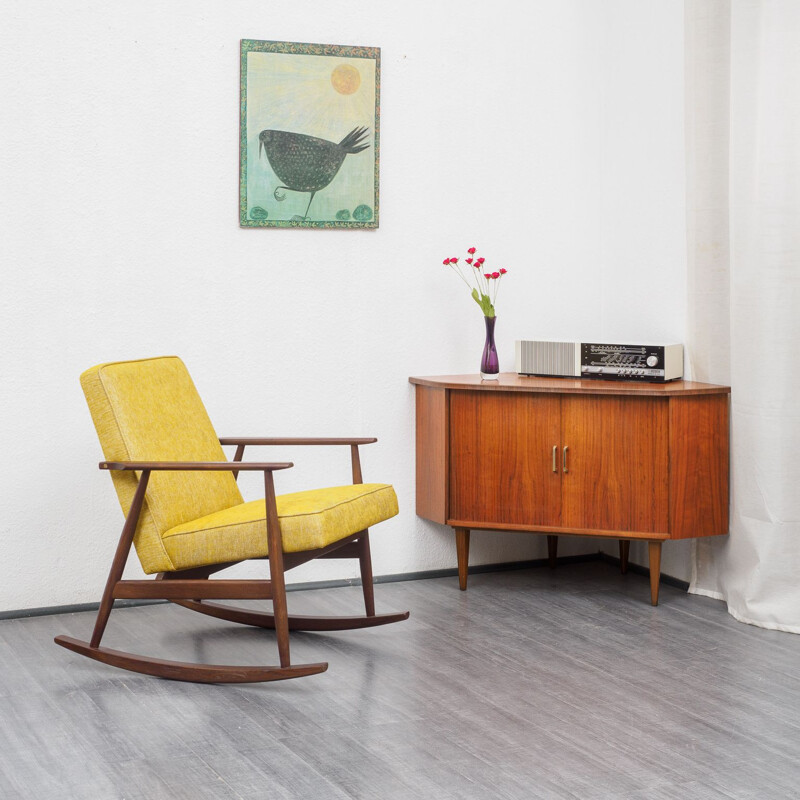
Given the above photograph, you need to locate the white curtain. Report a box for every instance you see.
[686,0,800,632]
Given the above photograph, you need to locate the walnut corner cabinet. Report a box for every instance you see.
[409,373,730,605]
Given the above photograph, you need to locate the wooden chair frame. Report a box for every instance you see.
[55,438,409,683]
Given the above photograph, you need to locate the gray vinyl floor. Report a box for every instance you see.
[1,562,799,800]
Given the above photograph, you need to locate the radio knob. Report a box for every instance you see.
[646,355,659,367]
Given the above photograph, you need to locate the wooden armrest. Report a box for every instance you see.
[219,437,377,446]
[100,461,293,471]
[218,438,373,485]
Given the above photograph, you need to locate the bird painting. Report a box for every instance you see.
[258,127,371,220]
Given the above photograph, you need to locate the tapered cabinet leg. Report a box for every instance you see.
[648,541,662,606]
[619,540,630,574]
[547,535,558,568]
[455,528,470,591]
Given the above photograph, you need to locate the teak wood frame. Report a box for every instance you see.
[55,438,409,683]
[411,374,730,606]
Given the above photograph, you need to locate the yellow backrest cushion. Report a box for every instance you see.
[80,356,243,573]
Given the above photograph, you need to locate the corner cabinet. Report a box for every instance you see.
[410,374,730,605]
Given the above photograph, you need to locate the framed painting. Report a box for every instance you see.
[240,39,380,229]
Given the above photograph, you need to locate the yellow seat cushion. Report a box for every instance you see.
[161,483,398,572]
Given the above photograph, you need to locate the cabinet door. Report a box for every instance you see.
[561,395,669,533]
[415,385,448,524]
[669,394,729,538]
[449,390,561,526]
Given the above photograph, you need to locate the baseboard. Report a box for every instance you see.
[0,598,166,621]
[0,551,687,620]
[291,551,603,592]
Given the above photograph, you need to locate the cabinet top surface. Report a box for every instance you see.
[408,373,730,396]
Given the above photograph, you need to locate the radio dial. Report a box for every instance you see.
[646,355,659,367]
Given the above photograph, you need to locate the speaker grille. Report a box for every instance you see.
[520,341,577,376]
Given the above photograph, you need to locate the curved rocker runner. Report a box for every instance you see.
[55,357,409,683]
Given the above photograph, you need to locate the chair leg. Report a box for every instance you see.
[358,531,376,617]
[91,470,151,647]
[264,471,290,668]
[271,573,291,669]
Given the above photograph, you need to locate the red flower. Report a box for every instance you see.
[438,247,511,317]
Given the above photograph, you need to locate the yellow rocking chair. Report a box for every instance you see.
[55,356,408,683]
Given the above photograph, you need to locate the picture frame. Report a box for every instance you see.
[239,39,380,229]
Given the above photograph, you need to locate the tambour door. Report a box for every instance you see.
[449,390,561,526]
[560,395,669,533]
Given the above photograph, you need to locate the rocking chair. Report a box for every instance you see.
[54,356,408,683]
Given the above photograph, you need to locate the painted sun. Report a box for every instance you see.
[331,64,361,95]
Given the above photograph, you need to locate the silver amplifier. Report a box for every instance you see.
[515,340,683,382]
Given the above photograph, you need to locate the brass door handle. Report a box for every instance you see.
[552,445,558,473]
[563,446,569,474]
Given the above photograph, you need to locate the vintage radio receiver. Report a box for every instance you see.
[515,340,683,382]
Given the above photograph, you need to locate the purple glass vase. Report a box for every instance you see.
[480,315,499,380]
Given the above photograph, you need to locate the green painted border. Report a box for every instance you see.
[239,39,380,229]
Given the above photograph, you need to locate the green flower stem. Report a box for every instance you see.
[471,289,495,317]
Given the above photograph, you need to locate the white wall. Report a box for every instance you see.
[0,0,687,612]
